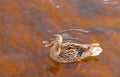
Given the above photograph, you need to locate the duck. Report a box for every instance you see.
[43,34,103,63]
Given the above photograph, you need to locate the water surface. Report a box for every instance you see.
[0,0,120,77]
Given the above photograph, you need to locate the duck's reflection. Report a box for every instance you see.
[46,60,62,75]
[47,56,99,74]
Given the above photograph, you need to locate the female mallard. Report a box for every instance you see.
[43,34,103,63]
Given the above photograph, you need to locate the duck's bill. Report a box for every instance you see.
[44,43,53,47]
[42,41,53,47]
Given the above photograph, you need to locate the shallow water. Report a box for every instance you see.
[0,0,120,77]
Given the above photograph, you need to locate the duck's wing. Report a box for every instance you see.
[58,43,102,63]
[61,43,90,59]
[61,42,90,53]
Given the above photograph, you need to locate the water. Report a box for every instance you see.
[0,0,120,77]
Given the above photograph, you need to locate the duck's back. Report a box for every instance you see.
[55,42,91,63]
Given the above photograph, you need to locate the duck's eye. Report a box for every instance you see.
[50,37,59,41]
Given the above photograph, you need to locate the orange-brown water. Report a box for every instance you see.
[0,0,120,77]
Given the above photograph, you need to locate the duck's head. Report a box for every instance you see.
[43,34,63,47]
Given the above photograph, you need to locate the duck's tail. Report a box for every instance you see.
[79,43,103,59]
[90,43,103,56]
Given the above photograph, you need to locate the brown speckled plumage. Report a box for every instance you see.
[43,34,103,63]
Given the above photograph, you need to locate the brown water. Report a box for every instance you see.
[0,0,120,77]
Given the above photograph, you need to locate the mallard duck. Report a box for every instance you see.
[43,34,103,63]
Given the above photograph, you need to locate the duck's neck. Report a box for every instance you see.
[50,43,61,58]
